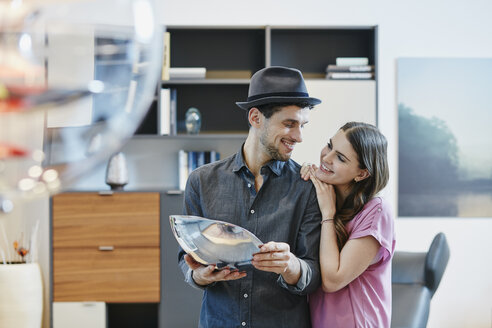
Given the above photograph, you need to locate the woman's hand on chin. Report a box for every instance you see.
[300,162,318,181]
[308,165,337,219]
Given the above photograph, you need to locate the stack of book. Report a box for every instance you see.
[179,150,220,190]
[326,57,374,80]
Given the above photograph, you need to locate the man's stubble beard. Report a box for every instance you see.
[259,126,290,162]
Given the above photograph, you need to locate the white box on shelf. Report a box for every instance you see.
[53,302,106,328]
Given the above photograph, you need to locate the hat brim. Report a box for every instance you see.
[236,96,322,110]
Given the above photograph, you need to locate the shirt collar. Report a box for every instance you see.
[232,145,285,177]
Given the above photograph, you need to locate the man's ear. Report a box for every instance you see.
[248,107,262,127]
[355,169,370,182]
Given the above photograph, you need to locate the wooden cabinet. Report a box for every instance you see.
[52,192,160,303]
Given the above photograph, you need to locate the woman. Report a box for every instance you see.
[300,122,395,328]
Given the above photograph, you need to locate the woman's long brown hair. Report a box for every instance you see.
[332,122,389,250]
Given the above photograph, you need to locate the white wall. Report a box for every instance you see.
[156,0,492,327]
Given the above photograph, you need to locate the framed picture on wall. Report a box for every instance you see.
[397,58,492,217]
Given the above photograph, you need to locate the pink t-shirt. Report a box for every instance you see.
[309,197,395,328]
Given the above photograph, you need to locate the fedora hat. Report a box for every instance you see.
[236,66,322,110]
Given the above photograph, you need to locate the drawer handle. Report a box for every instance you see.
[98,246,114,251]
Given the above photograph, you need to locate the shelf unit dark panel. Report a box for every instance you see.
[135,100,158,135]
[271,28,376,74]
[107,303,158,328]
[171,84,250,134]
[168,28,266,74]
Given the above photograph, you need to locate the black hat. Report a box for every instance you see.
[236,66,322,110]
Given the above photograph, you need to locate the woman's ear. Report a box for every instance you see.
[354,169,370,182]
[248,107,262,127]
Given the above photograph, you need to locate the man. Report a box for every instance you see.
[179,66,322,328]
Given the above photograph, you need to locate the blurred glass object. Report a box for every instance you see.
[0,0,162,208]
[185,107,201,134]
[170,215,263,269]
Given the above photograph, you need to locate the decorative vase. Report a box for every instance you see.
[105,152,129,190]
[185,107,202,134]
[0,263,43,328]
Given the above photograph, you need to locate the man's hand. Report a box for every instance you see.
[184,254,247,286]
[251,242,301,285]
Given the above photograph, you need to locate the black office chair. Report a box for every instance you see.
[391,232,450,328]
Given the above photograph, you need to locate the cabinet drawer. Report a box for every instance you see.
[53,247,160,303]
[52,192,160,248]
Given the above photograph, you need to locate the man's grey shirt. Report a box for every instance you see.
[178,147,322,328]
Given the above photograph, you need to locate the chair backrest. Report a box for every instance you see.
[424,233,450,297]
[391,232,450,328]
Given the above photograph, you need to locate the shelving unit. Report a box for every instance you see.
[136,25,377,139]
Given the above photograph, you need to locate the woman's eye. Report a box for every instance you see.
[337,155,345,162]
[327,142,332,149]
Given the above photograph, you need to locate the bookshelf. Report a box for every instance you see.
[136,25,377,138]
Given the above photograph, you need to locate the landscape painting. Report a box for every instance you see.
[398,58,492,217]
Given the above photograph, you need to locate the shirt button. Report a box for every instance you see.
[378,208,382,212]
[250,209,255,214]
[242,322,246,327]
[247,183,251,188]
[243,293,248,298]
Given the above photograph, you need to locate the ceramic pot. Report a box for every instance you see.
[0,263,43,328]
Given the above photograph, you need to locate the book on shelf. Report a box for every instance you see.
[161,32,170,81]
[178,150,221,191]
[327,72,374,80]
[205,70,252,79]
[326,65,374,72]
[178,150,188,191]
[169,67,206,79]
[301,72,326,79]
[158,88,177,135]
[159,88,170,135]
[335,57,369,66]
[170,88,177,135]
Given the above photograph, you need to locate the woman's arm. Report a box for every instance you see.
[319,222,379,292]
[308,169,380,292]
